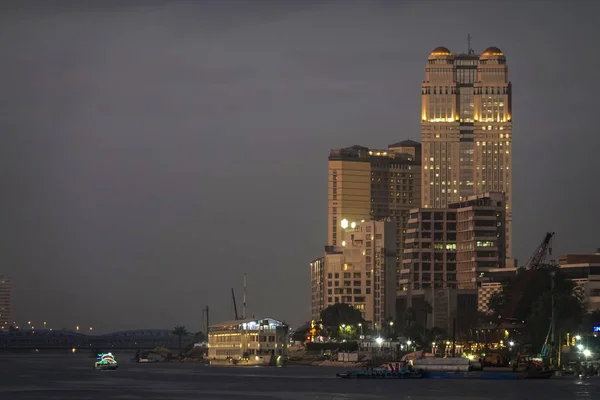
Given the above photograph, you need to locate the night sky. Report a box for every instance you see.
[1,0,599,333]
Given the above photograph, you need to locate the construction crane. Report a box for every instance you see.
[231,288,239,320]
[501,232,556,321]
[524,232,555,270]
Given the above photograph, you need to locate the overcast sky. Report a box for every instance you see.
[1,0,599,333]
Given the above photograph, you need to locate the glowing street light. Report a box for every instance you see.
[583,349,592,358]
[577,344,584,351]
[375,337,383,345]
[509,341,515,347]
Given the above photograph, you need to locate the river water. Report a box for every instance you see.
[0,353,598,399]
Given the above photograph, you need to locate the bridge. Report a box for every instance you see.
[0,329,195,350]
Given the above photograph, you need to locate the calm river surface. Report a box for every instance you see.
[0,353,599,399]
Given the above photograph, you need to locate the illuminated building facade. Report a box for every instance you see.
[421,46,512,260]
[400,192,506,291]
[207,317,289,361]
[310,257,325,322]
[327,141,421,290]
[319,220,396,328]
[0,276,11,330]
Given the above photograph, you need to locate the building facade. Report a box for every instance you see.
[316,220,396,329]
[478,252,600,313]
[421,46,512,259]
[310,257,325,322]
[0,276,11,330]
[207,317,289,361]
[400,192,506,292]
[328,141,421,290]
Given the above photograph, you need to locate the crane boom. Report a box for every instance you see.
[525,232,555,270]
[231,288,239,320]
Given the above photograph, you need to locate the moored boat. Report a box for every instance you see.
[336,368,424,379]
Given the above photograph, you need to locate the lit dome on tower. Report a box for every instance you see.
[481,47,504,57]
[430,47,452,56]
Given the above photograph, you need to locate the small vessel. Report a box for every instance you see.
[337,362,423,379]
[94,353,118,370]
[337,368,423,379]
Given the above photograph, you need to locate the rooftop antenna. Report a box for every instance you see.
[243,273,247,320]
[467,33,474,54]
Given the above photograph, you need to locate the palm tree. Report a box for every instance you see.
[172,325,188,349]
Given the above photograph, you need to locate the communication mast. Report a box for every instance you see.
[467,33,474,54]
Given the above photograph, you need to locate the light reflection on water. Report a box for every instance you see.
[1,354,599,399]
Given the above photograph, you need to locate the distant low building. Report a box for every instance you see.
[207,317,289,361]
[477,250,600,313]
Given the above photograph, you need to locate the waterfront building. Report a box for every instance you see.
[396,192,505,331]
[315,220,396,329]
[207,317,289,361]
[478,251,600,314]
[0,276,11,330]
[421,46,513,260]
[327,141,421,290]
[401,192,506,292]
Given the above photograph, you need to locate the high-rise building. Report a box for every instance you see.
[421,46,512,259]
[397,193,505,331]
[401,192,506,291]
[314,220,396,328]
[0,276,11,330]
[310,257,325,322]
[328,141,421,289]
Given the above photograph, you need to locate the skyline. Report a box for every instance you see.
[1,0,600,332]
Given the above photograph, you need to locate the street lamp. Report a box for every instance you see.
[583,349,591,358]
[358,323,363,338]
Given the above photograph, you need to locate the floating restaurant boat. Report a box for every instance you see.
[207,317,289,367]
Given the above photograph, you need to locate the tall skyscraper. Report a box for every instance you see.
[421,46,512,259]
[327,141,421,288]
[0,276,11,330]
